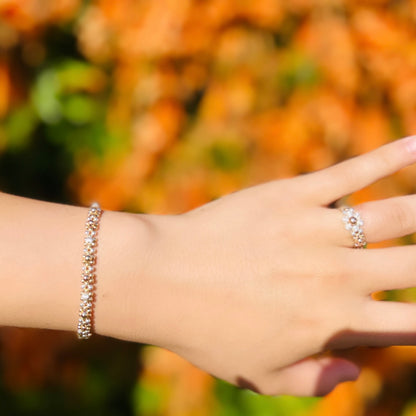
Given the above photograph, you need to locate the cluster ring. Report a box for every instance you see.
[340,206,367,249]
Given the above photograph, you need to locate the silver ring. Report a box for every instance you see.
[340,206,367,249]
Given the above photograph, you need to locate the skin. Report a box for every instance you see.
[1,136,416,397]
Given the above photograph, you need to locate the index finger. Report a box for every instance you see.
[301,136,416,206]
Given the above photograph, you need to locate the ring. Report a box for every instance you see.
[340,206,367,249]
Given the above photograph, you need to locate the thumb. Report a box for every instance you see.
[274,356,360,397]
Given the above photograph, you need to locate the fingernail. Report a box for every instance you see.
[404,135,416,155]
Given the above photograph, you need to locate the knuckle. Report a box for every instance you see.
[323,249,352,286]
[372,146,393,173]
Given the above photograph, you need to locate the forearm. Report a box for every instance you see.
[0,191,152,341]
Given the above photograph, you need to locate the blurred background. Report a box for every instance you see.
[1,0,416,414]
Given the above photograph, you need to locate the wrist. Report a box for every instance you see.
[94,210,205,355]
[93,210,156,342]
[93,210,190,348]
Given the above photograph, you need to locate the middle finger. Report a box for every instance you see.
[327,195,416,247]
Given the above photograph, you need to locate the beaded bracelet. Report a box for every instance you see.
[77,202,103,339]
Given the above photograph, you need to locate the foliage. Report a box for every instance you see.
[2,0,416,415]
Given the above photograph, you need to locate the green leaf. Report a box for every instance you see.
[61,94,101,125]
[213,379,320,416]
[31,69,62,124]
[4,105,38,150]
[277,50,321,98]
[133,381,164,415]
[208,139,247,171]
[56,59,107,93]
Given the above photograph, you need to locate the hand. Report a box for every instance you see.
[125,136,416,396]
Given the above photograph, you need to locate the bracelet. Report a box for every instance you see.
[77,202,103,339]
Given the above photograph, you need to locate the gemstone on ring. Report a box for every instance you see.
[340,206,367,249]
